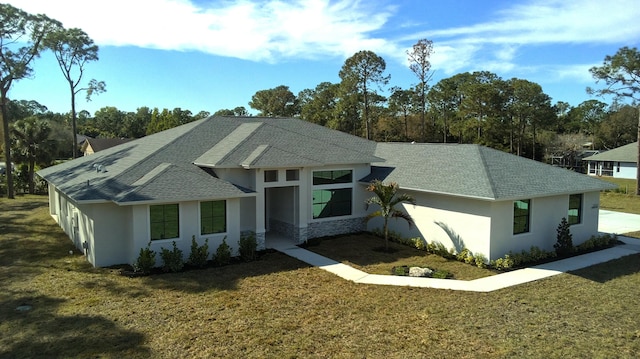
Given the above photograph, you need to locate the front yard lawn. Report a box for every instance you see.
[2,195,640,358]
[302,233,495,280]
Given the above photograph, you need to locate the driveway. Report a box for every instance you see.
[599,210,640,234]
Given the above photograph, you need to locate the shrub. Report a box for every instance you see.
[134,242,156,273]
[188,236,209,268]
[554,217,574,256]
[456,247,471,262]
[160,241,184,273]
[492,255,514,270]
[238,232,257,262]
[214,238,232,266]
[474,253,488,268]
[432,269,452,279]
[576,233,618,252]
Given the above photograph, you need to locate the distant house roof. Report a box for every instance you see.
[81,138,133,154]
[38,116,380,204]
[363,143,616,201]
[582,142,638,163]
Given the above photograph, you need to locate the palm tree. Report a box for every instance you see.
[11,117,53,194]
[365,180,416,251]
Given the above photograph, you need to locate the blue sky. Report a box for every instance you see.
[6,0,640,116]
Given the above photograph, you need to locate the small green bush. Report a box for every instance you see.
[188,236,209,268]
[160,241,184,273]
[554,217,574,256]
[576,233,618,252]
[214,238,232,266]
[474,253,487,268]
[432,269,451,279]
[238,232,257,262]
[456,247,471,262]
[134,242,156,273]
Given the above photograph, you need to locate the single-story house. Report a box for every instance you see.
[583,142,638,179]
[37,116,616,267]
[81,138,133,156]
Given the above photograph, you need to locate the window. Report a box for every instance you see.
[264,170,278,182]
[513,199,530,235]
[150,204,179,240]
[286,169,299,181]
[313,189,352,218]
[568,194,582,225]
[200,200,226,234]
[313,170,352,185]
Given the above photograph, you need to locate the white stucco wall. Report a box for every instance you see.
[370,191,493,259]
[367,189,603,261]
[91,203,132,267]
[615,162,637,180]
[130,198,242,267]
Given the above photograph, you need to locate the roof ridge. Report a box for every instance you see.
[109,118,209,184]
[194,121,263,167]
[475,145,498,199]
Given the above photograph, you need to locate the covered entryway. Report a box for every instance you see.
[265,186,300,243]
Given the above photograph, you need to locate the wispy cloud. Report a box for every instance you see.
[409,0,640,77]
[7,0,397,62]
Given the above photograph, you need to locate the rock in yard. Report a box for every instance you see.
[409,266,433,277]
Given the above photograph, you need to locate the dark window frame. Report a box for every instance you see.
[200,200,227,235]
[150,204,180,240]
[568,194,582,225]
[513,199,531,235]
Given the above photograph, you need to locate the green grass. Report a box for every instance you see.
[2,196,640,358]
[599,177,640,216]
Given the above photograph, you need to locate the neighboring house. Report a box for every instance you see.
[583,142,638,179]
[37,116,616,267]
[81,138,133,156]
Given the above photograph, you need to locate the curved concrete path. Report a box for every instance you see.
[268,210,640,292]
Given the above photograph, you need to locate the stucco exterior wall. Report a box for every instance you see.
[615,162,637,180]
[370,191,493,258]
[91,203,132,267]
[130,198,243,267]
[490,191,602,259]
[368,189,603,261]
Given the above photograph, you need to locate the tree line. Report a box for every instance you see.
[1,3,638,197]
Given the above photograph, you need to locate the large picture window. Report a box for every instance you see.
[150,204,179,240]
[513,199,530,235]
[313,188,352,218]
[201,200,226,235]
[313,170,352,185]
[568,194,582,225]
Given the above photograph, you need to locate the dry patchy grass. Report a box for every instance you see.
[303,233,495,280]
[2,196,640,358]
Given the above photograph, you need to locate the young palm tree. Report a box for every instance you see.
[365,180,416,251]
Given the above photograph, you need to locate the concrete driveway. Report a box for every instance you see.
[599,210,640,234]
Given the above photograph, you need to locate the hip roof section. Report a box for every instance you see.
[365,143,616,201]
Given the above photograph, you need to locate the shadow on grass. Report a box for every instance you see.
[569,253,640,283]
[0,292,149,358]
[305,233,431,267]
[142,251,310,293]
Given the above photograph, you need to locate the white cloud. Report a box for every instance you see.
[405,0,640,76]
[6,0,397,62]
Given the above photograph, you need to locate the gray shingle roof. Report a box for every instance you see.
[363,143,616,201]
[582,142,638,163]
[38,116,380,204]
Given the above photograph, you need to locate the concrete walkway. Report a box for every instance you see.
[267,210,640,292]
